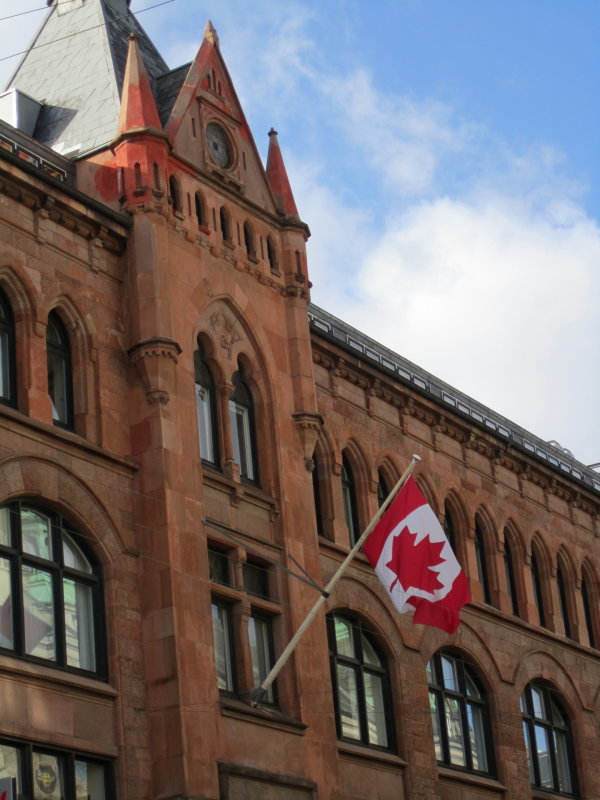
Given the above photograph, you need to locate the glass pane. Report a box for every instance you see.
[208,549,229,585]
[48,351,69,424]
[441,655,458,691]
[0,743,21,794]
[467,702,488,772]
[211,602,233,691]
[534,724,553,789]
[22,565,56,660]
[554,730,573,793]
[336,663,361,740]
[0,331,9,400]
[243,562,269,598]
[430,692,443,760]
[248,616,274,703]
[63,531,92,573]
[426,659,435,685]
[531,686,546,720]
[465,672,481,699]
[33,752,64,800]
[342,480,357,544]
[0,507,10,547]
[361,634,382,668]
[550,696,567,727]
[75,759,106,800]
[444,696,466,767]
[22,509,53,560]
[0,557,14,649]
[196,385,214,462]
[64,578,96,671]
[334,617,354,658]
[364,671,388,747]
[229,401,254,480]
[522,720,536,784]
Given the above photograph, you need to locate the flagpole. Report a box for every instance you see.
[251,454,421,706]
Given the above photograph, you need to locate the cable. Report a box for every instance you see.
[0,2,76,22]
[0,0,176,64]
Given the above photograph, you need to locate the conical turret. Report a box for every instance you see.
[266,128,299,218]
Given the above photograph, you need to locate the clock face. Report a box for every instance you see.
[206,122,231,169]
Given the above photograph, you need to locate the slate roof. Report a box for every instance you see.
[308,304,600,496]
[6,0,169,157]
[155,63,191,127]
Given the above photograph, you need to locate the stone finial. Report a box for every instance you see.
[266,128,299,218]
[204,20,220,48]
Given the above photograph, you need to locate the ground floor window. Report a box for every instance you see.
[0,738,112,799]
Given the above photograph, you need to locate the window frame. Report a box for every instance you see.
[0,735,114,799]
[503,536,520,617]
[341,455,360,546]
[229,371,258,483]
[521,682,578,796]
[0,289,16,408]
[531,546,547,628]
[427,650,495,776]
[46,311,74,430]
[474,520,492,605]
[327,613,394,751]
[0,502,106,679]
[194,343,220,467]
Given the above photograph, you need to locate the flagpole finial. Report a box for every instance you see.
[412,453,422,461]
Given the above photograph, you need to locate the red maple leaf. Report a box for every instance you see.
[386,526,445,595]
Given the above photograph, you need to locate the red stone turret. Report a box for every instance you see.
[117,34,163,136]
[266,128,299,218]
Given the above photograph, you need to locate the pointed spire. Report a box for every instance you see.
[266,128,299,218]
[204,20,220,49]
[117,34,163,135]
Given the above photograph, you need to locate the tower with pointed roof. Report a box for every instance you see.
[0,4,599,800]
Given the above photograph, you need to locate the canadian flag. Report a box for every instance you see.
[363,476,471,633]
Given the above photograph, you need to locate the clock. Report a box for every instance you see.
[206,122,232,169]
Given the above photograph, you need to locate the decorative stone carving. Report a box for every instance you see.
[210,309,241,359]
[128,337,182,406]
[292,411,323,470]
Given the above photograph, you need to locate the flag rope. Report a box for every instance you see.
[251,454,421,706]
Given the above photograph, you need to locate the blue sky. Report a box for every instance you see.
[1,0,599,466]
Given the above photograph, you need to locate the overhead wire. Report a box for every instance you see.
[0,0,176,64]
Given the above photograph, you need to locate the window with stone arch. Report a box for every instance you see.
[195,190,207,227]
[194,338,220,467]
[327,612,394,750]
[530,538,550,629]
[556,550,576,640]
[341,451,360,545]
[474,512,494,606]
[311,438,333,541]
[581,561,598,649]
[0,501,105,677]
[503,524,522,618]
[47,310,74,430]
[266,235,278,273]
[169,174,182,212]
[0,288,16,407]
[376,463,395,509]
[521,682,578,795]
[443,492,467,567]
[243,220,256,258]
[427,650,495,775]
[219,206,232,242]
[229,362,258,482]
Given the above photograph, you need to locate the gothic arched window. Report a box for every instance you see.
[581,567,597,648]
[0,289,16,407]
[243,221,255,257]
[47,311,74,430]
[229,370,257,482]
[474,519,492,605]
[169,175,182,212]
[219,206,231,242]
[427,651,494,775]
[503,534,520,617]
[266,235,278,272]
[0,502,104,676]
[341,454,360,545]
[556,558,573,639]
[327,613,393,749]
[377,469,389,509]
[521,683,577,795]
[194,343,219,466]
[195,191,206,227]
[530,545,547,628]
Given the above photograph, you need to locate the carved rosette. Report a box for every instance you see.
[128,337,182,406]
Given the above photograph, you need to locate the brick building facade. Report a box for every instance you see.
[0,2,598,798]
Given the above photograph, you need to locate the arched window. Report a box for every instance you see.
[243,221,255,257]
[169,175,182,212]
[219,206,231,242]
[531,545,547,628]
[327,613,393,749]
[581,568,596,648]
[377,469,389,509]
[312,453,324,538]
[194,342,219,466]
[474,518,492,605]
[521,683,577,795]
[444,503,456,556]
[0,502,104,676]
[341,453,360,545]
[266,235,278,272]
[427,651,494,775]
[195,191,206,227]
[0,289,16,407]
[556,558,573,639]
[47,311,74,430]
[503,534,520,617]
[229,369,257,482]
